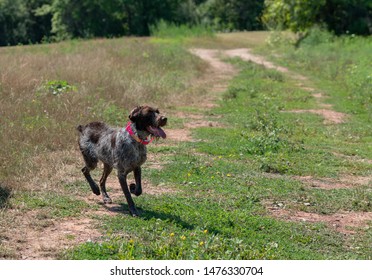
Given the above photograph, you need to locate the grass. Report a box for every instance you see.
[1,27,371,259]
[66,35,371,259]
[0,37,205,180]
[262,28,372,119]
[150,20,214,40]
[0,34,208,259]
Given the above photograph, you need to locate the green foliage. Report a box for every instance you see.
[48,0,185,41]
[199,0,265,31]
[262,0,372,41]
[0,0,52,46]
[262,0,326,45]
[322,0,372,35]
[0,0,266,46]
[0,0,28,46]
[240,111,299,156]
[41,80,77,95]
[1,0,371,46]
[150,20,214,39]
[299,25,335,46]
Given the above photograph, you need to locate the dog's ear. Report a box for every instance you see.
[128,106,143,122]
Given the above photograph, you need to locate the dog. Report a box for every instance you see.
[77,105,167,216]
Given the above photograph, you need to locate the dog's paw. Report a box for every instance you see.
[129,183,142,196]
[90,185,101,196]
[103,196,112,204]
[129,207,140,217]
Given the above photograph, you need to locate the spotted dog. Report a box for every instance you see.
[77,106,167,216]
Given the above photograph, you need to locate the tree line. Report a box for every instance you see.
[0,0,371,46]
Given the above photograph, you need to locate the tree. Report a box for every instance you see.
[321,0,372,35]
[262,0,372,45]
[0,0,52,46]
[262,0,326,46]
[47,0,183,40]
[200,0,265,31]
[0,0,28,46]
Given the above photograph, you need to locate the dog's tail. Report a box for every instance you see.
[76,124,85,134]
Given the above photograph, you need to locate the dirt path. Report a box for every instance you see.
[268,206,372,235]
[222,48,348,124]
[190,48,371,234]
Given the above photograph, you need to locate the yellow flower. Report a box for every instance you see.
[226,173,232,177]
[170,232,175,237]
[199,241,204,246]
[129,239,134,244]
[203,229,208,234]
[180,235,186,241]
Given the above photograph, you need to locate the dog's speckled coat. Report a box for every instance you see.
[77,106,167,216]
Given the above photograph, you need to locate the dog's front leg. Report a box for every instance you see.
[130,167,142,196]
[118,172,139,217]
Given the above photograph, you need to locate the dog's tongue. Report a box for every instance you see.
[147,126,166,139]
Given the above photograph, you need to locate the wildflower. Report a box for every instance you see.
[170,232,175,237]
[203,229,208,234]
[226,173,232,177]
[199,241,204,246]
[180,235,186,241]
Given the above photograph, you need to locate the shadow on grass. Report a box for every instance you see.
[102,201,195,230]
[0,183,12,208]
[101,201,223,235]
[141,208,195,231]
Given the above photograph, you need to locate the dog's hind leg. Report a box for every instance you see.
[80,149,100,195]
[100,163,113,204]
[82,166,100,195]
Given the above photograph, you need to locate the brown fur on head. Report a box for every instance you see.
[128,106,167,138]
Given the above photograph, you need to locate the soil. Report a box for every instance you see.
[284,109,347,124]
[267,206,372,235]
[294,175,371,190]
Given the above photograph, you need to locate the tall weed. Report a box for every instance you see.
[150,20,214,40]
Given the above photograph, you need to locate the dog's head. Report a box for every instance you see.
[128,106,167,139]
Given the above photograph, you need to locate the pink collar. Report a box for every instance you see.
[125,122,153,145]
